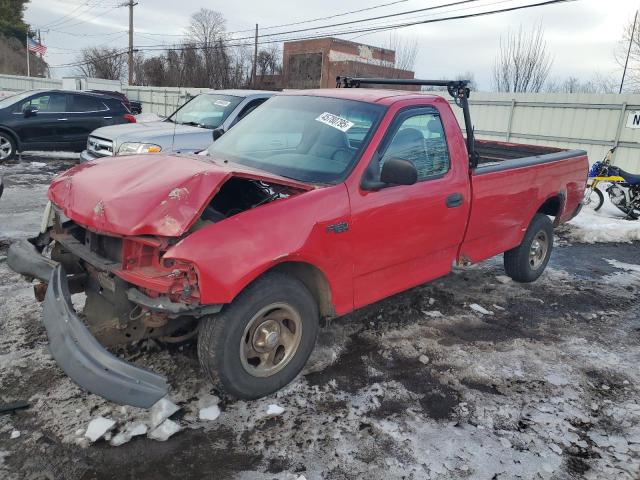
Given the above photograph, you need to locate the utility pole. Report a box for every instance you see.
[124,0,138,85]
[252,24,258,88]
[620,10,638,94]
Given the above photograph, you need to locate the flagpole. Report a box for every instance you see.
[26,34,30,77]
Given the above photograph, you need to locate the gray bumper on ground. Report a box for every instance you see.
[43,265,169,408]
[7,239,57,282]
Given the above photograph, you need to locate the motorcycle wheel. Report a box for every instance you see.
[583,187,604,211]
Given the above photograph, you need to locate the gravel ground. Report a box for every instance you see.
[0,154,639,480]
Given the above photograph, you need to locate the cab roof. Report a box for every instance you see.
[281,88,443,106]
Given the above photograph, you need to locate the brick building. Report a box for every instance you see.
[282,38,416,90]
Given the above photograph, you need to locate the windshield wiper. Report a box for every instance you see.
[180,121,203,127]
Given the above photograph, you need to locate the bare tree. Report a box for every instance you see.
[615,14,640,92]
[545,73,617,94]
[75,47,126,80]
[492,23,553,93]
[388,32,419,71]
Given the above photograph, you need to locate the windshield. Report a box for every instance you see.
[168,94,242,129]
[205,95,385,183]
[0,91,37,109]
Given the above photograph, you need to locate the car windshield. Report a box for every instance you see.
[205,95,385,184]
[168,94,242,129]
[0,91,37,109]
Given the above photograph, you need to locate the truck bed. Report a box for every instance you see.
[476,139,565,163]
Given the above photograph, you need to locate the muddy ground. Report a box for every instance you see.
[0,155,639,480]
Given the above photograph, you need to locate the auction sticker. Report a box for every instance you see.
[214,99,231,107]
[315,112,354,132]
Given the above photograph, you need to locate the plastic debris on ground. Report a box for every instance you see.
[148,419,182,441]
[469,303,494,315]
[84,417,116,443]
[149,398,180,429]
[109,422,148,447]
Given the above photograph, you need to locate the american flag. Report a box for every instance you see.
[27,37,47,55]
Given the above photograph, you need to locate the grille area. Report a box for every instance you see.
[87,136,114,157]
[67,223,122,264]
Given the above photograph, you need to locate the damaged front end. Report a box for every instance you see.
[8,162,309,407]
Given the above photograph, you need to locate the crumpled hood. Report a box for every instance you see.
[48,154,311,237]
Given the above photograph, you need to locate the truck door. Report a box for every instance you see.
[348,106,470,308]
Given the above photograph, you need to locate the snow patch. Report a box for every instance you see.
[199,404,221,421]
[469,303,494,316]
[10,430,20,439]
[266,404,285,416]
[566,194,640,243]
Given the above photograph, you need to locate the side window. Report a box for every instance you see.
[236,98,267,121]
[70,95,106,112]
[380,112,450,181]
[15,93,68,113]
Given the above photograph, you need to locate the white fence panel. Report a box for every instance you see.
[0,73,62,93]
[443,91,640,172]
[122,86,213,117]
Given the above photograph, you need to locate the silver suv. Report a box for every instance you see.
[81,90,275,161]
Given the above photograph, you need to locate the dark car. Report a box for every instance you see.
[0,89,136,162]
[87,90,142,114]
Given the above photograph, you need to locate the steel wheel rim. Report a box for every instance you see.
[529,230,548,270]
[583,189,598,208]
[0,136,12,160]
[240,302,302,378]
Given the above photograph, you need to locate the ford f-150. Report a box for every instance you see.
[8,78,588,408]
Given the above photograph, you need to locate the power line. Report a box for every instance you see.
[38,1,90,29]
[48,0,576,68]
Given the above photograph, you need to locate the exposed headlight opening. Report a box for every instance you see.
[118,142,162,155]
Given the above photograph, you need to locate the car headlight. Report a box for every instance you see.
[118,142,162,155]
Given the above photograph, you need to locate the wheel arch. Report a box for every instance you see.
[0,126,20,150]
[536,191,566,225]
[254,261,336,318]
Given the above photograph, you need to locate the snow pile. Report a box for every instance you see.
[565,193,640,243]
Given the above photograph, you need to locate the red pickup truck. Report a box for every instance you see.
[8,78,588,407]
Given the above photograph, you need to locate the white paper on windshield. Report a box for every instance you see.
[315,112,354,132]
[214,100,231,107]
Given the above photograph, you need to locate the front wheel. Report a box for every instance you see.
[197,272,319,399]
[504,213,554,283]
[583,186,604,211]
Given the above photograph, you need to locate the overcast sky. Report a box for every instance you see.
[24,0,639,90]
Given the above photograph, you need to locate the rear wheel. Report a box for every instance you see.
[504,213,554,283]
[0,132,16,163]
[197,272,319,399]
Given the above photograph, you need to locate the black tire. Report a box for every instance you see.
[0,131,17,163]
[583,186,604,211]
[504,213,554,283]
[197,272,319,399]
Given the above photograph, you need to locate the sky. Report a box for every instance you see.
[23,0,640,90]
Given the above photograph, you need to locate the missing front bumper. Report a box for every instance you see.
[43,265,169,408]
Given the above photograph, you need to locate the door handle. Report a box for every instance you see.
[446,193,464,208]
[57,118,68,121]
[103,116,112,119]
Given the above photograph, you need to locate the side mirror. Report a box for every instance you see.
[380,158,418,186]
[212,128,224,141]
[23,105,38,117]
